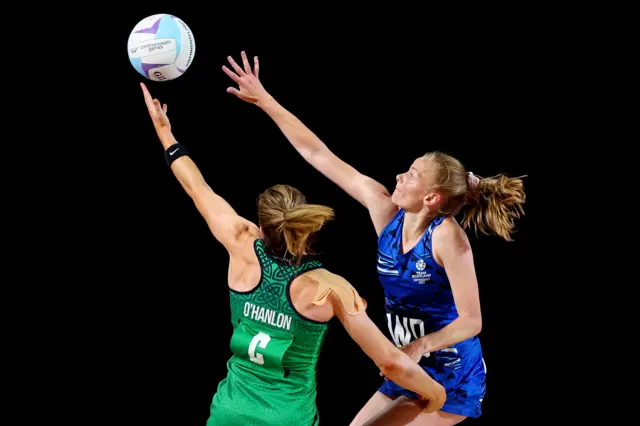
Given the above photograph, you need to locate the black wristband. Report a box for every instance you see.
[164,143,188,166]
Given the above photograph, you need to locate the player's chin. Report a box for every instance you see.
[391,191,412,209]
[391,190,402,205]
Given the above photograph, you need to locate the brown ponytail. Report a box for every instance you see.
[257,184,334,262]
[461,174,527,241]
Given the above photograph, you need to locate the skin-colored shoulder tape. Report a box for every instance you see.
[303,268,367,315]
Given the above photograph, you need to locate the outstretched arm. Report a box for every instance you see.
[222,52,398,235]
[141,83,259,252]
[330,293,446,413]
[302,269,445,412]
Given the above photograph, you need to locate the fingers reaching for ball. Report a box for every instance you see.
[227,54,245,77]
[140,82,154,109]
[141,83,168,114]
[241,51,252,75]
[225,51,259,78]
[140,82,171,132]
[222,51,269,106]
[222,65,241,83]
[240,51,259,78]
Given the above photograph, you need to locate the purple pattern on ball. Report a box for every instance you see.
[177,67,185,73]
[135,17,161,34]
[141,62,170,77]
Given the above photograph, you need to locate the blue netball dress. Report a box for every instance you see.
[377,209,486,418]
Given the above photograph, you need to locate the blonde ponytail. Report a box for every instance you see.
[461,174,526,241]
[282,204,334,257]
[257,184,334,262]
[421,152,526,241]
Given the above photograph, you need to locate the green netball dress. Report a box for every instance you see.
[207,239,328,425]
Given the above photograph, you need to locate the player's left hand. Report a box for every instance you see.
[398,340,426,363]
[222,51,270,106]
[140,82,171,135]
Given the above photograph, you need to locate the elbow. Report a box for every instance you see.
[188,179,208,200]
[379,361,403,380]
[377,351,407,379]
[303,145,325,163]
[457,311,482,338]
[468,315,482,336]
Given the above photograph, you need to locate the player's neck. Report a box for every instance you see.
[401,210,435,253]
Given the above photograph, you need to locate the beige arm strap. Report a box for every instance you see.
[303,268,367,315]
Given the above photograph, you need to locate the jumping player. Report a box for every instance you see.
[222,52,526,425]
[139,82,446,426]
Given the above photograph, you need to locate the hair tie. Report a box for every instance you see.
[467,172,480,190]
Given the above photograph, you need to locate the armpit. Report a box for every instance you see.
[303,269,367,315]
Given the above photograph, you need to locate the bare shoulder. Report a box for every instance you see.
[301,268,367,316]
[289,273,335,323]
[360,177,399,235]
[234,217,262,243]
[232,220,261,251]
[290,271,348,307]
[361,175,392,198]
[290,273,320,295]
[432,217,472,260]
[292,272,344,320]
[228,224,262,266]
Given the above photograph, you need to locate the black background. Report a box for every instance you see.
[35,7,536,425]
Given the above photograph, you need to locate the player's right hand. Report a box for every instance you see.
[140,82,171,135]
[222,51,271,106]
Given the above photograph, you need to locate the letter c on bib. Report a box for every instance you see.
[248,331,271,365]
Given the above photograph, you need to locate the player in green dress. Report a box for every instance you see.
[140,82,446,425]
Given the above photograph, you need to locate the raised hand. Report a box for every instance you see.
[222,51,271,105]
[140,82,171,135]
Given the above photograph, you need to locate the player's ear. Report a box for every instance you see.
[423,191,441,207]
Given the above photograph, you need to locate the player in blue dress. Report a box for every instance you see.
[222,52,527,425]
